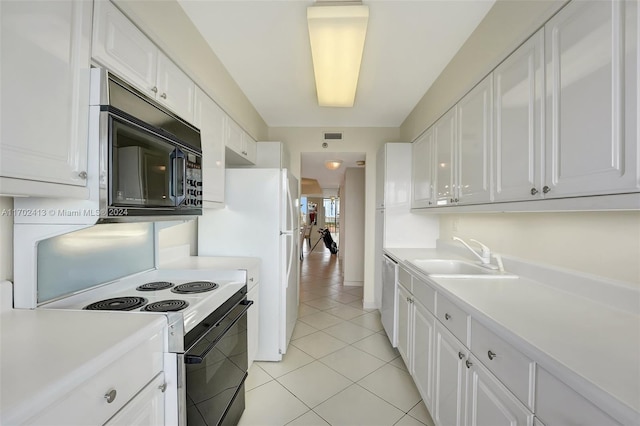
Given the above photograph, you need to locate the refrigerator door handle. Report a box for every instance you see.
[284,181,295,288]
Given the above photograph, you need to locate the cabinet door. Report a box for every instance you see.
[397,284,412,368]
[493,29,545,202]
[194,88,225,206]
[465,355,532,426]
[457,75,493,205]
[434,108,457,206]
[226,119,244,154]
[412,301,436,412]
[1,0,92,194]
[92,0,157,98]
[243,132,257,163]
[545,0,639,197]
[105,373,165,426]
[434,323,466,426]
[412,129,435,208]
[156,53,195,123]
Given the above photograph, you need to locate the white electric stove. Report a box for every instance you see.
[39,268,247,334]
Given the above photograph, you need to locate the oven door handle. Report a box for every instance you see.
[184,300,253,364]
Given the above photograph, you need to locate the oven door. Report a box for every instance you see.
[183,297,253,426]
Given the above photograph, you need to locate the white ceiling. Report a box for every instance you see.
[178,0,495,128]
[177,0,494,191]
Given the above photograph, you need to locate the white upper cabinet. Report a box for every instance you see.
[412,130,435,208]
[225,119,257,165]
[194,87,225,207]
[434,108,457,206]
[544,0,639,198]
[457,75,493,205]
[92,0,195,123]
[0,0,92,198]
[493,29,545,202]
[156,53,196,123]
[92,0,157,99]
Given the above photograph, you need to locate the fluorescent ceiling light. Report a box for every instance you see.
[325,160,343,170]
[307,4,369,107]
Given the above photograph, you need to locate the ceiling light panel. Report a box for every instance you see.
[307,4,369,107]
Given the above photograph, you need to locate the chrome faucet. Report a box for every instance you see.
[452,237,498,270]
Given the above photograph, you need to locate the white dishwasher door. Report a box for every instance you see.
[381,254,398,347]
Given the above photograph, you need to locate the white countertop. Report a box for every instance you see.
[0,298,166,424]
[385,247,640,422]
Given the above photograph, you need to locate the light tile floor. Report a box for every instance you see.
[239,244,436,426]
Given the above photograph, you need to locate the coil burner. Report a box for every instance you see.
[136,281,174,291]
[141,300,189,312]
[171,281,219,294]
[84,297,148,311]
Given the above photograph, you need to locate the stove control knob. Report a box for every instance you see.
[104,388,117,403]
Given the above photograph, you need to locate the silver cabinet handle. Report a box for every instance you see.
[104,389,117,403]
[78,171,87,180]
[158,382,167,393]
[151,86,158,93]
[488,350,497,360]
[458,351,465,360]
[249,277,254,282]
[444,313,451,320]
[530,187,538,195]
[543,185,550,194]
[160,93,167,99]
[465,360,473,369]
[454,198,459,203]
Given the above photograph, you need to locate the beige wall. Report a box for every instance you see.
[438,212,640,285]
[113,0,268,141]
[0,197,13,282]
[342,168,366,286]
[269,127,400,306]
[401,0,567,142]
[158,219,198,256]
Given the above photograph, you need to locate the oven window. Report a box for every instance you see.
[186,302,248,426]
[110,117,175,207]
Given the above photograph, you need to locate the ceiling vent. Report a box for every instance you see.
[324,132,343,140]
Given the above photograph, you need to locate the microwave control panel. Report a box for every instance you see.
[185,160,202,207]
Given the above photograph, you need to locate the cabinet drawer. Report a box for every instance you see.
[536,368,621,426]
[470,319,535,410]
[412,277,435,314]
[398,267,412,291]
[436,294,468,345]
[26,332,164,425]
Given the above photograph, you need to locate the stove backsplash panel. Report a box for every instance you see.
[37,223,155,303]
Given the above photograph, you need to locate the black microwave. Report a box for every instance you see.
[91,69,202,220]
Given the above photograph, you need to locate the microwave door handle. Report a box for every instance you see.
[176,152,186,206]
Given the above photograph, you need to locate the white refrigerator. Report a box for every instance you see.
[198,168,299,361]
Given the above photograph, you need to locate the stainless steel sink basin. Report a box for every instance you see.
[408,259,517,278]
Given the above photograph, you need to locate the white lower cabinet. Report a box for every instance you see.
[105,372,166,425]
[413,300,436,412]
[398,282,437,412]
[434,322,468,426]
[465,354,533,426]
[24,331,164,425]
[397,284,412,364]
[535,368,622,426]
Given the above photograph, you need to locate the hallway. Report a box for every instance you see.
[239,244,435,426]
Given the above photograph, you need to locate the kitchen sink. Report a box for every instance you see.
[408,259,517,278]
